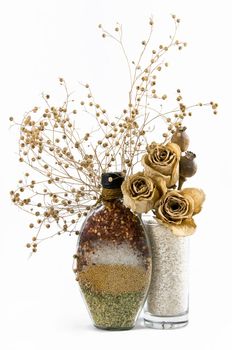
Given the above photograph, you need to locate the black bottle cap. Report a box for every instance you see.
[101,172,124,189]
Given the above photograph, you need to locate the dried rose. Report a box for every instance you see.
[155,188,205,236]
[142,142,181,187]
[181,188,205,214]
[121,172,166,214]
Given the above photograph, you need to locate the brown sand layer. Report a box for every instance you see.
[78,264,150,294]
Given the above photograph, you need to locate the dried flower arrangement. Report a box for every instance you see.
[10,15,218,252]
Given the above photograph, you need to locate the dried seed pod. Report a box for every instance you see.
[178,151,197,189]
[180,151,197,178]
[171,126,190,152]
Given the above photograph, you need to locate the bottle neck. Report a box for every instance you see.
[101,187,123,201]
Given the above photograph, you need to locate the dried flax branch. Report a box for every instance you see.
[10,16,218,253]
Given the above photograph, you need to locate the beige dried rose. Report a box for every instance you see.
[142,142,181,187]
[155,188,205,236]
[181,188,205,214]
[121,172,166,214]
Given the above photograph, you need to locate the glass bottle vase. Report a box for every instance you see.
[143,214,189,329]
[74,173,152,330]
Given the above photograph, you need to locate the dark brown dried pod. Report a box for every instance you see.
[171,126,190,152]
[180,151,197,178]
[178,151,197,189]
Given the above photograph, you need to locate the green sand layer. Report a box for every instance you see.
[81,286,145,329]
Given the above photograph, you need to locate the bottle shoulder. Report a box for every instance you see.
[79,199,147,244]
[83,199,141,226]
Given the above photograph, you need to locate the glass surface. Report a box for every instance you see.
[143,214,189,329]
[144,312,188,329]
[75,199,152,330]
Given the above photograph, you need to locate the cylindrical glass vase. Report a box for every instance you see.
[143,214,189,329]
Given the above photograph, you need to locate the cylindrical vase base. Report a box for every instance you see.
[144,312,188,330]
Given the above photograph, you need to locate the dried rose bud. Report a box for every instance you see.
[178,151,197,189]
[171,126,190,152]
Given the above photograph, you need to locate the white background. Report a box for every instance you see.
[0,0,231,349]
